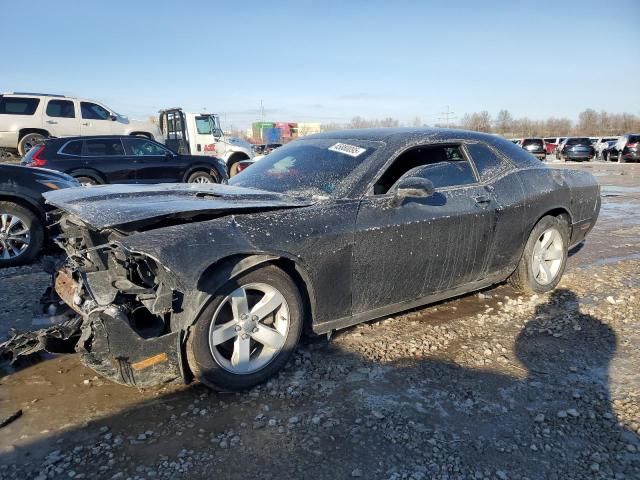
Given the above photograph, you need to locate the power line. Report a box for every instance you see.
[438,105,457,127]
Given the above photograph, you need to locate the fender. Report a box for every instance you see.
[0,191,46,220]
[171,252,317,333]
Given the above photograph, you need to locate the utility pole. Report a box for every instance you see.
[438,105,457,128]
[260,100,265,120]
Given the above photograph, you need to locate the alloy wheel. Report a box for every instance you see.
[208,283,290,374]
[531,228,564,285]
[191,175,212,184]
[0,213,30,260]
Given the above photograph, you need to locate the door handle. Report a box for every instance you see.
[82,122,90,126]
[46,120,58,124]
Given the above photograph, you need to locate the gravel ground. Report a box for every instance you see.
[0,162,638,480]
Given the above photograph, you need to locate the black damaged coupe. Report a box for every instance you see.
[34,128,600,391]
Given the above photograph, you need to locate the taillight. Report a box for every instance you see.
[28,146,47,167]
[627,142,638,148]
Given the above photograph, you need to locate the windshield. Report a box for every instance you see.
[229,139,378,197]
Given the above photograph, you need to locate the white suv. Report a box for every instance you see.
[0,92,162,156]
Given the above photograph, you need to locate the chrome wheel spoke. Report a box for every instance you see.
[230,335,251,371]
[210,320,240,346]
[250,290,284,321]
[230,288,249,319]
[544,248,562,261]
[251,324,286,350]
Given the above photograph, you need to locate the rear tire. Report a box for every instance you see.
[75,176,99,186]
[186,265,303,391]
[187,171,215,183]
[508,215,569,294]
[18,133,46,156]
[0,201,44,267]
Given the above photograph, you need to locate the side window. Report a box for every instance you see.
[466,143,511,182]
[126,138,167,156]
[0,97,40,115]
[84,139,125,156]
[374,145,476,194]
[60,140,82,156]
[80,102,111,120]
[46,100,75,118]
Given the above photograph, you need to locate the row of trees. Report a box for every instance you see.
[455,109,640,137]
[318,110,640,138]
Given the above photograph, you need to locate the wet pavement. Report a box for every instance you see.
[0,162,638,479]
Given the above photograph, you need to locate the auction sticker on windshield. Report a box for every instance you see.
[328,143,367,157]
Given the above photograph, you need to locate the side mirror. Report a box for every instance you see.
[110,114,117,121]
[394,176,435,199]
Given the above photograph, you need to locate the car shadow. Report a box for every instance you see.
[1,289,638,479]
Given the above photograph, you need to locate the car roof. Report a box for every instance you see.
[46,135,149,143]
[305,127,505,143]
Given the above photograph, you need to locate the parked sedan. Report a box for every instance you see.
[556,137,595,162]
[14,129,601,392]
[0,164,79,267]
[519,138,546,160]
[21,136,228,185]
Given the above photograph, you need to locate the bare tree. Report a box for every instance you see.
[494,109,513,135]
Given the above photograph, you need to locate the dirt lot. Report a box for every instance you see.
[1,162,639,480]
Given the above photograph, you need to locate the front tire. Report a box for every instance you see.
[0,201,44,267]
[508,215,569,294]
[186,265,303,391]
[18,133,46,156]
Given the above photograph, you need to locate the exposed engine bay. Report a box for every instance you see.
[1,212,187,387]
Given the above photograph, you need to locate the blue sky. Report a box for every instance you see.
[1,0,638,129]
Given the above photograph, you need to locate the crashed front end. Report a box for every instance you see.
[47,213,186,387]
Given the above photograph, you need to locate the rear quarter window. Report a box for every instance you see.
[466,143,511,181]
[486,137,544,169]
[0,97,40,115]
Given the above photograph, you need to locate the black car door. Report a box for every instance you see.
[123,137,183,183]
[81,138,134,183]
[351,144,499,315]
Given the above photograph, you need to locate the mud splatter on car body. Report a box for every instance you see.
[3,128,601,388]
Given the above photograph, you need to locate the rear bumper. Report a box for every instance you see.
[564,152,594,160]
[620,151,640,161]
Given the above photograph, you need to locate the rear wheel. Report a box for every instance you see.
[186,265,303,391]
[187,171,214,183]
[508,215,569,294]
[18,133,46,156]
[75,176,99,186]
[0,201,44,267]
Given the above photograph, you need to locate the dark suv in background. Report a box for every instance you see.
[611,134,640,163]
[519,138,546,160]
[21,136,228,185]
[556,137,595,162]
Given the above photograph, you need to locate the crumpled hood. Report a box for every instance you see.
[43,183,313,230]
